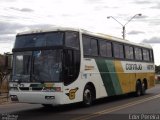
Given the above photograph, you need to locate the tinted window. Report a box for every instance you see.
[149,50,154,62]
[91,39,98,56]
[125,45,134,60]
[99,41,112,57]
[135,47,142,60]
[82,35,98,56]
[15,54,31,75]
[83,36,91,55]
[33,50,62,82]
[143,49,149,61]
[14,32,64,48]
[65,32,79,49]
[113,43,124,58]
[99,41,106,57]
[106,42,112,57]
[63,50,80,85]
[46,32,64,46]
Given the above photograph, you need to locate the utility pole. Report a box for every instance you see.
[107,14,142,39]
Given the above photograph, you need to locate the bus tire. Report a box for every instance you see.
[141,82,146,95]
[42,104,54,108]
[135,81,142,97]
[83,85,93,107]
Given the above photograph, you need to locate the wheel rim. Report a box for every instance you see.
[136,83,141,96]
[84,89,92,105]
[142,83,146,94]
[137,88,141,96]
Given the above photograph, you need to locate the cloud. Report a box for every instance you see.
[0,21,24,35]
[86,0,103,3]
[0,22,55,45]
[26,24,56,30]
[20,8,34,12]
[133,0,152,4]
[128,30,145,35]
[0,35,15,43]
[150,3,160,9]
[10,7,34,12]
[148,19,160,26]
[0,21,53,35]
[142,37,160,43]
[1,0,16,2]
[137,15,148,19]
[94,5,109,11]
[0,21,24,44]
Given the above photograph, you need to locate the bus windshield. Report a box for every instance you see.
[12,50,62,82]
[12,31,80,84]
[14,32,64,48]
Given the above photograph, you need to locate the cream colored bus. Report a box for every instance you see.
[9,27,155,106]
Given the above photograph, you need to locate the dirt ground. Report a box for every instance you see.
[0,93,10,105]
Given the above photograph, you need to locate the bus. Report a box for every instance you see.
[9,27,155,106]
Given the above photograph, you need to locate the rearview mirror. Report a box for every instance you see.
[4,53,13,71]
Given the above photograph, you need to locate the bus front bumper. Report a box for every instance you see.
[9,91,63,105]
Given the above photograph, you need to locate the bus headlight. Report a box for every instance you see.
[10,95,19,101]
[45,96,55,100]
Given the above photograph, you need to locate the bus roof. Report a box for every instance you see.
[17,26,152,49]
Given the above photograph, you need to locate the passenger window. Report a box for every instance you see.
[65,32,79,49]
[143,49,149,61]
[113,43,124,59]
[99,41,112,57]
[125,45,134,60]
[91,39,98,56]
[82,35,98,56]
[135,47,142,60]
[149,50,154,62]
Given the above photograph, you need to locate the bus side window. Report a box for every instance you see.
[149,50,154,62]
[125,45,134,60]
[63,50,80,86]
[113,43,124,59]
[99,41,112,57]
[142,49,150,61]
[135,47,142,61]
[65,32,79,49]
[82,35,98,56]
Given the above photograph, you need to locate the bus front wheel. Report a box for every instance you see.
[83,85,93,107]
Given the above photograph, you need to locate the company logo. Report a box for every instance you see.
[85,65,94,71]
[66,87,79,100]
[126,64,142,70]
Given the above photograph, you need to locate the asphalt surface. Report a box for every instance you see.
[1,85,160,120]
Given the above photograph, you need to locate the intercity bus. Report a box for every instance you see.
[9,27,155,106]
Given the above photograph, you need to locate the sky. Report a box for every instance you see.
[0,0,160,65]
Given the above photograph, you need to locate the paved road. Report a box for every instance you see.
[1,85,160,120]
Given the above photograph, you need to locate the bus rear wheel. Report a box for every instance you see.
[135,81,142,97]
[42,104,54,108]
[83,85,93,107]
[141,82,146,95]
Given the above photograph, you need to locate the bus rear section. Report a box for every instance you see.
[81,32,155,99]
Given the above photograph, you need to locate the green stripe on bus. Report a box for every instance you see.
[96,59,115,96]
[105,60,122,95]
[96,59,122,96]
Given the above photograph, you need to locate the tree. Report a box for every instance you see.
[155,65,160,74]
[0,54,11,94]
